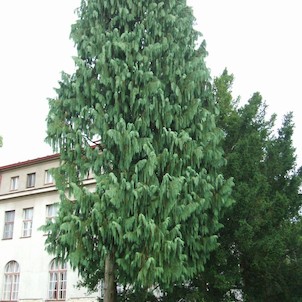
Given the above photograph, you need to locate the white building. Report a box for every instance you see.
[0,154,99,302]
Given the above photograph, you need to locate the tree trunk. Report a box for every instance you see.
[104,252,117,302]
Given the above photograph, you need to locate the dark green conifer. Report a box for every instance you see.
[175,70,302,302]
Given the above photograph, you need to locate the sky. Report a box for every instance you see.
[0,0,301,167]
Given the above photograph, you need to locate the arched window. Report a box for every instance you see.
[3,261,20,301]
[48,259,67,300]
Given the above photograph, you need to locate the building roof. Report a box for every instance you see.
[0,153,60,172]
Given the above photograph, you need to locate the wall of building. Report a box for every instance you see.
[0,156,99,301]
[0,156,60,195]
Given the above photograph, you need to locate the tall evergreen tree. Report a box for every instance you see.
[239,112,302,301]
[184,70,302,302]
[42,1,233,301]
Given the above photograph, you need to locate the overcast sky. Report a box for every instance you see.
[0,0,301,167]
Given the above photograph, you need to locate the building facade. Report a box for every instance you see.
[0,154,99,301]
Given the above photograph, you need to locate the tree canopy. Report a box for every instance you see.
[164,69,302,302]
[42,1,233,301]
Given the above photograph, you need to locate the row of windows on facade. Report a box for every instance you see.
[2,259,67,301]
[9,170,54,191]
[2,204,58,239]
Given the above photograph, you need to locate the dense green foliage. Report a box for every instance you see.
[42,0,233,298]
[163,70,302,302]
[0,135,2,147]
[203,71,302,302]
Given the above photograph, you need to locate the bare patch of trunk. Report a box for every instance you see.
[103,252,117,302]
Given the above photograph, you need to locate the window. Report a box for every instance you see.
[46,204,58,223]
[21,208,33,237]
[10,177,19,191]
[98,280,104,299]
[48,259,67,300]
[3,211,15,239]
[2,261,20,301]
[45,170,54,184]
[26,173,36,188]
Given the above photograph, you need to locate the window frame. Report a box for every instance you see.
[48,259,67,300]
[45,170,54,185]
[10,176,19,191]
[2,261,20,301]
[46,204,59,223]
[3,210,15,239]
[21,208,33,238]
[26,173,36,188]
